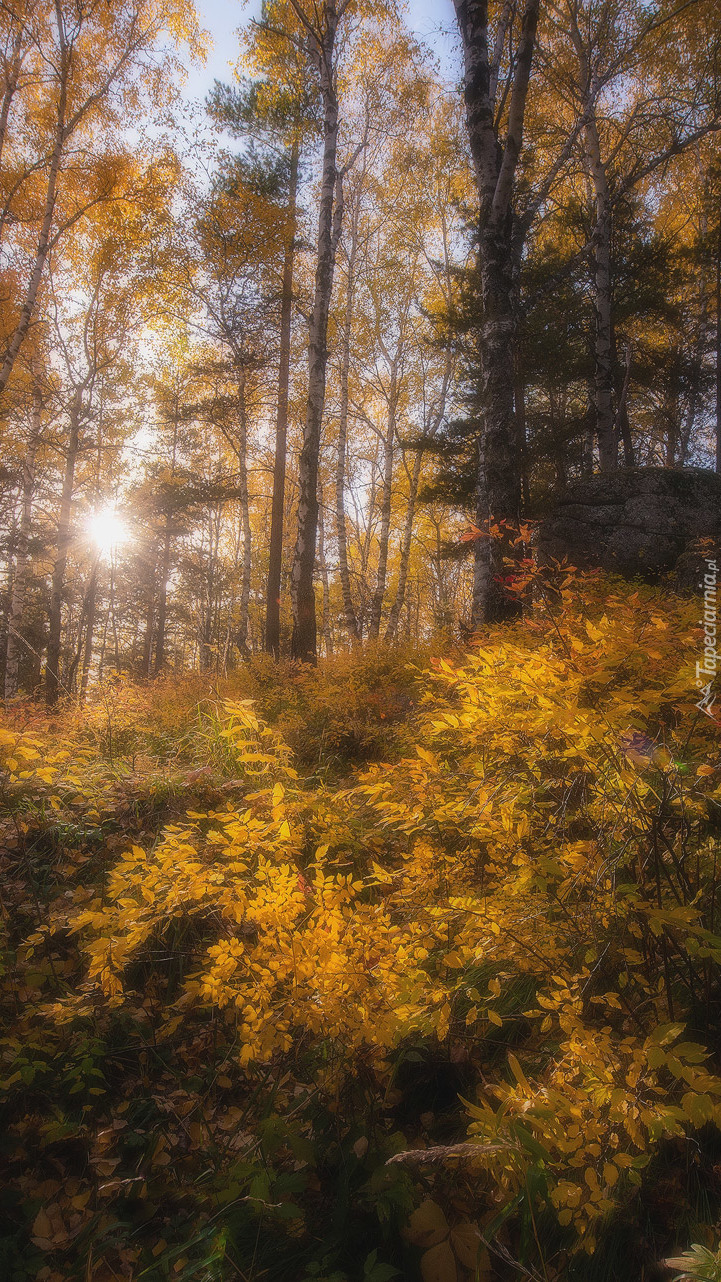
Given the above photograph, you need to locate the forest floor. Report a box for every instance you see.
[2,573,721,1282]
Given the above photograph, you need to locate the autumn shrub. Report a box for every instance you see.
[219,642,427,775]
[3,573,721,1280]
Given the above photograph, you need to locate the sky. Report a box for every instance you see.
[181,0,460,106]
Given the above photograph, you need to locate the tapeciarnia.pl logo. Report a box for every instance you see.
[696,557,718,717]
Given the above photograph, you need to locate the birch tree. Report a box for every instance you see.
[0,0,200,402]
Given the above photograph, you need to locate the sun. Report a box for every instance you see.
[88,507,129,557]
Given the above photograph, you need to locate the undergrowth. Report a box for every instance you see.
[2,577,721,1281]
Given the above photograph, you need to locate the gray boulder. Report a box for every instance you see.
[537,467,721,580]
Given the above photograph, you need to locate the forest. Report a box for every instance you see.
[2,0,721,1278]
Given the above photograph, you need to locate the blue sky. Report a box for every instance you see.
[182,0,460,104]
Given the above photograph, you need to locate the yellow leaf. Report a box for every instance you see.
[421,1241,457,1282]
[507,1053,530,1090]
[279,820,291,840]
[449,1222,489,1272]
[403,1199,449,1248]
[32,1208,52,1241]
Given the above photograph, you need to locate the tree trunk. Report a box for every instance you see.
[385,299,453,643]
[153,521,172,675]
[0,17,70,399]
[452,0,539,626]
[368,369,397,641]
[585,117,616,471]
[5,385,40,699]
[318,482,333,655]
[67,557,99,695]
[567,4,617,474]
[80,565,98,699]
[678,276,707,466]
[46,391,81,706]
[473,224,523,624]
[236,370,252,658]
[140,575,155,678]
[265,137,299,657]
[513,347,531,511]
[154,406,179,674]
[335,189,361,644]
[615,343,635,467]
[385,447,422,645]
[665,366,678,467]
[0,27,25,210]
[291,3,342,662]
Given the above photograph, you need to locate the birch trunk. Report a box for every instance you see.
[265,138,299,657]
[514,351,530,511]
[67,557,98,695]
[678,263,707,466]
[0,25,25,196]
[584,115,616,470]
[154,407,179,674]
[368,370,397,641]
[291,1,342,662]
[80,565,98,699]
[335,187,361,644]
[615,344,634,467]
[140,590,155,678]
[153,523,172,675]
[236,370,252,658]
[566,9,617,473]
[0,7,70,399]
[46,390,81,706]
[384,448,421,645]
[4,387,40,699]
[318,482,333,655]
[385,270,453,643]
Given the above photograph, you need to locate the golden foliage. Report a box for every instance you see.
[3,574,721,1274]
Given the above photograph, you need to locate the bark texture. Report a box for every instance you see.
[368,364,397,641]
[567,9,616,471]
[335,180,361,644]
[46,390,81,706]
[452,0,539,624]
[290,0,344,662]
[265,138,298,657]
[236,371,252,658]
[4,387,40,699]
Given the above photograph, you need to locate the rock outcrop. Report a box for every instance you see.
[537,468,721,581]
